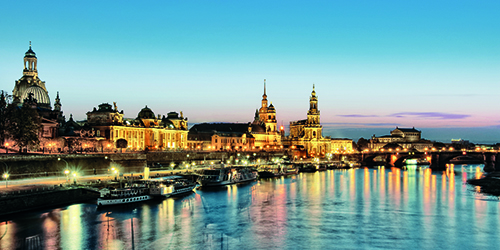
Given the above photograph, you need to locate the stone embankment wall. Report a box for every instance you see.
[0,153,147,179]
[0,151,287,179]
[0,187,99,217]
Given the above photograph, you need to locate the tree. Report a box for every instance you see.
[6,102,41,152]
[357,137,370,150]
[0,91,8,146]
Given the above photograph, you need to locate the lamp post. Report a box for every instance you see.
[58,158,70,181]
[64,169,70,181]
[3,173,9,188]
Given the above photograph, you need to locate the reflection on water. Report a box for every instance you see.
[1,165,499,249]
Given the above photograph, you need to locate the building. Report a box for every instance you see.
[369,127,433,151]
[283,85,334,157]
[188,80,282,151]
[331,138,354,153]
[188,123,255,151]
[11,43,65,143]
[86,103,188,151]
[252,79,282,148]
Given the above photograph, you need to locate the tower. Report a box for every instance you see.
[257,79,277,132]
[54,91,62,111]
[259,79,268,117]
[307,84,320,125]
[24,41,38,77]
[304,84,322,140]
[13,42,48,103]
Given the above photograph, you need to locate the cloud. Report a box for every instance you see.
[390,112,470,120]
[323,122,400,127]
[337,114,379,118]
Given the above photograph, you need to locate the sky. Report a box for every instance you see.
[1,1,499,143]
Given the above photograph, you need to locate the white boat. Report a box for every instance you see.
[197,167,258,187]
[97,187,152,206]
[148,176,197,198]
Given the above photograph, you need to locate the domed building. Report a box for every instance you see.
[11,43,65,140]
[13,42,50,105]
[21,85,51,109]
[86,103,188,151]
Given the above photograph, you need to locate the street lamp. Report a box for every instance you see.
[58,158,70,181]
[3,173,9,188]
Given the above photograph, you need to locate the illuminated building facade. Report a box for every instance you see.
[188,123,255,151]
[188,80,282,151]
[252,79,282,148]
[284,85,333,157]
[369,127,433,151]
[331,139,354,152]
[87,103,188,151]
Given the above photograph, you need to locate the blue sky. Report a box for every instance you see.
[1,1,499,143]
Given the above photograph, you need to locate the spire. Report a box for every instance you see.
[54,91,62,111]
[262,79,267,99]
[264,79,266,96]
[311,84,316,97]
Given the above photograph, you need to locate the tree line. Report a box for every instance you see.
[0,91,41,153]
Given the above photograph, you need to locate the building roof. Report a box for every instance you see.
[137,106,155,119]
[25,45,36,58]
[190,122,250,134]
[290,119,307,125]
[394,127,420,133]
[22,85,50,108]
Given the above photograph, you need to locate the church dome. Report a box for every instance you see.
[22,85,50,107]
[137,106,155,119]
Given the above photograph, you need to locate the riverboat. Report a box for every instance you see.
[148,176,197,198]
[198,167,258,187]
[97,187,152,206]
[258,164,298,178]
[297,163,326,172]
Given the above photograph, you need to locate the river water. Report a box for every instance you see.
[1,165,499,250]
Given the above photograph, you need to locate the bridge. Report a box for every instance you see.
[349,149,500,171]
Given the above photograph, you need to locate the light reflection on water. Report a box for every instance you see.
[1,165,499,249]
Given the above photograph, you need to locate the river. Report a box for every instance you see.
[1,164,498,249]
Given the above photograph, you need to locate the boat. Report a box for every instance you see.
[197,167,258,187]
[449,156,482,165]
[97,186,152,206]
[147,176,197,198]
[258,164,298,178]
[297,163,326,172]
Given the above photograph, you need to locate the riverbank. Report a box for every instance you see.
[0,186,100,217]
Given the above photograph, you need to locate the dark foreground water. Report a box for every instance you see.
[1,165,499,250]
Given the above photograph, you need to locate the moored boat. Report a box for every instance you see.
[147,176,197,198]
[299,163,326,173]
[198,167,258,187]
[258,164,298,178]
[97,187,152,206]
